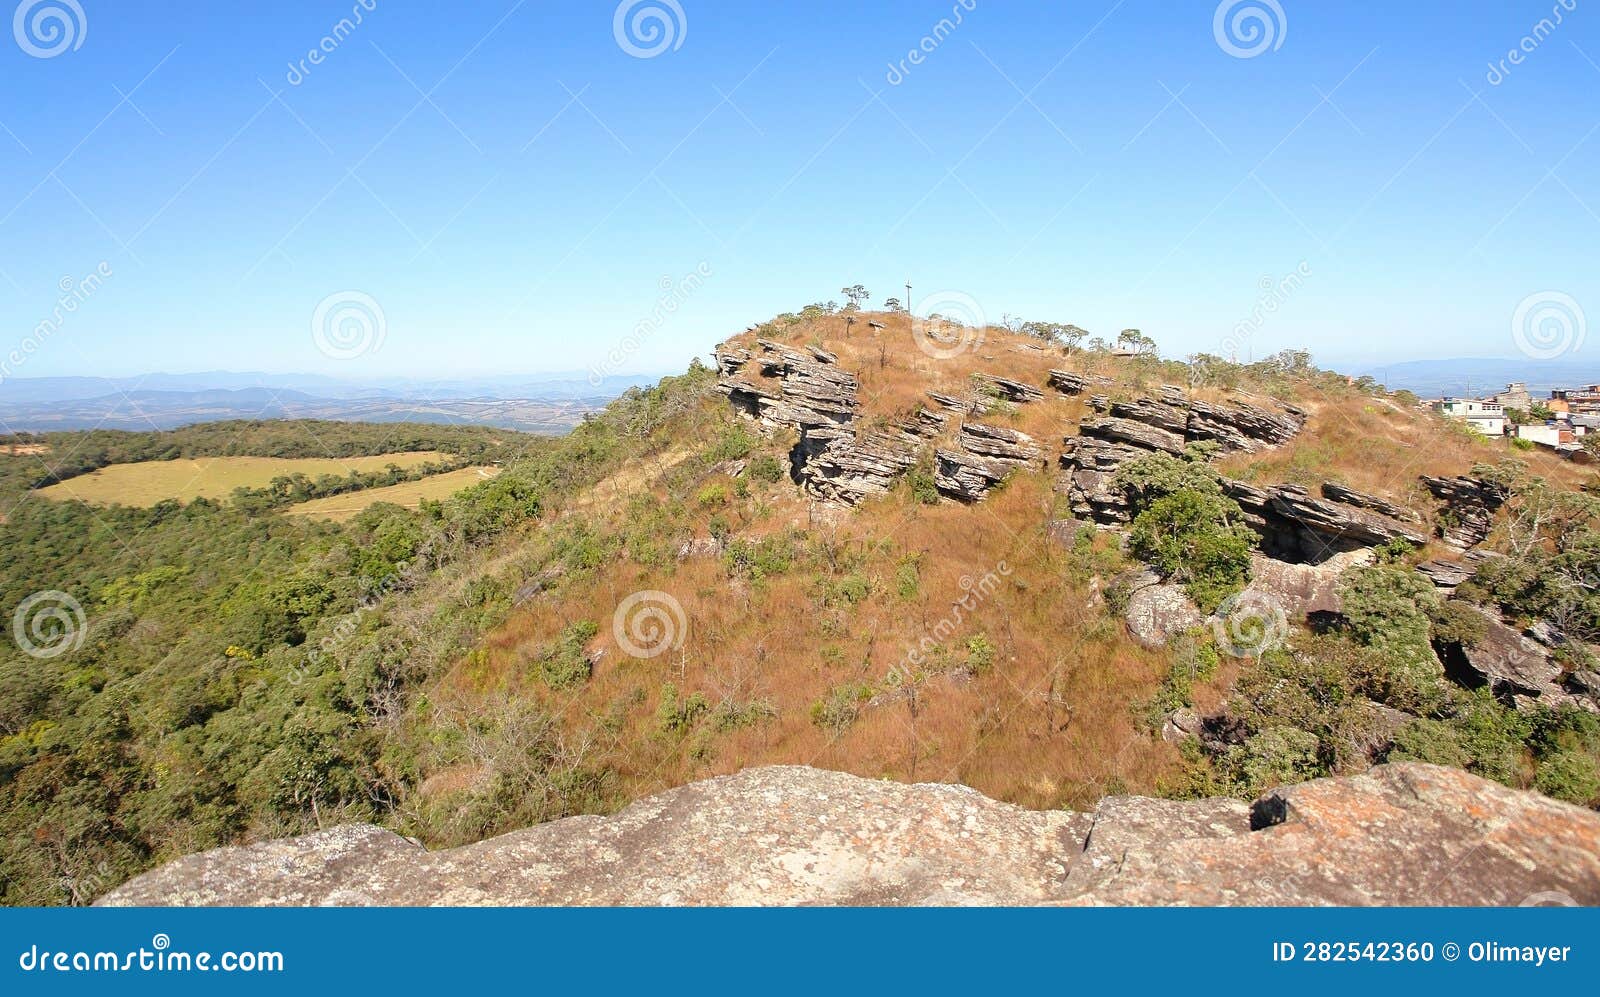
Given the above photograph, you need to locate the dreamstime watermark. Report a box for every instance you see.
[1519,890,1579,906]
[1213,0,1286,59]
[885,0,977,86]
[284,538,439,689]
[1211,590,1288,657]
[911,290,987,360]
[1216,260,1312,368]
[0,263,113,385]
[12,590,87,659]
[888,560,1011,685]
[312,290,387,360]
[1485,0,1577,86]
[284,0,378,86]
[17,935,284,974]
[612,590,687,659]
[12,0,86,58]
[588,262,712,386]
[613,0,686,59]
[1511,291,1586,360]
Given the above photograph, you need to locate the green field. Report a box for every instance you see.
[283,465,500,521]
[35,452,451,506]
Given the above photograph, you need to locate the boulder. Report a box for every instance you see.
[102,764,1600,907]
[1239,549,1372,620]
[971,372,1044,403]
[1124,582,1206,649]
[1415,558,1473,589]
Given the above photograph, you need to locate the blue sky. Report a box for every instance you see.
[0,0,1596,379]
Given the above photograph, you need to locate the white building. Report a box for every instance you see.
[1436,397,1506,436]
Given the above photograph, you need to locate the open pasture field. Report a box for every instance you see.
[34,451,451,506]
[283,465,500,521]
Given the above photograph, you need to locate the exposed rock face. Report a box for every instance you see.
[1320,482,1423,524]
[1047,369,1112,395]
[102,764,1600,907]
[971,372,1044,403]
[1059,391,1306,527]
[1435,604,1596,713]
[1223,482,1429,562]
[1421,474,1509,550]
[717,340,926,505]
[1415,558,1474,589]
[934,423,1042,502]
[1238,549,1373,620]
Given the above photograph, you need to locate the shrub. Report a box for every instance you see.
[1127,491,1255,612]
[1535,751,1600,805]
[965,633,996,674]
[810,682,874,733]
[696,483,727,507]
[530,620,598,690]
[656,683,709,735]
[748,454,784,483]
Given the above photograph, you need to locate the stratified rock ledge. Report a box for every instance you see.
[101,763,1600,907]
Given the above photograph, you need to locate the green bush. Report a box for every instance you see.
[810,682,874,733]
[748,454,785,483]
[1127,491,1255,612]
[531,620,599,690]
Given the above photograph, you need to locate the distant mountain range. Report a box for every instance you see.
[1347,358,1600,398]
[0,371,664,433]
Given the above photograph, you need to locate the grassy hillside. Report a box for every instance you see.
[2,308,1595,905]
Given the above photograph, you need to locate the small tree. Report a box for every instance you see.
[841,284,870,310]
[883,296,902,312]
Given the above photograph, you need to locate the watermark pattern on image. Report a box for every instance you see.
[0,262,113,384]
[1511,291,1586,360]
[12,589,87,659]
[12,0,86,59]
[312,290,387,360]
[589,262,712,386]
[1213,0,1286,59]
[911,290,987,360]
[285,0,378,86]
[613,0,686,59]
[1485,0,1577,86]
[1211,590,1288,658]
[1519,890,1579,906]
[1215,260,1312,370]
[885,0,978,86]
[612,590,687,659]
[888,560,1011,685]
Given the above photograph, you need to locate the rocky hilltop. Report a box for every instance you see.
[102,762,1599,906]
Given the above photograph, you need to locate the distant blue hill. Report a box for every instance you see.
[1347,358,1600,398]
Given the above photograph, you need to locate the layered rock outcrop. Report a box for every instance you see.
[101,763,1600,907]
[1421,474,1509,550]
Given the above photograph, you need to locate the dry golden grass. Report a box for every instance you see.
[36,451,451,506]
[282,465,500,521]
[414,311,1596,820]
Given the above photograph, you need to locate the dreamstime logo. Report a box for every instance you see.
[911,291,987,360]
[311,291,387,360]
[12,0,86,58]
[589,262,712,386]
[1519,890,1578,906]
[889,560,1011,685]
[612,0,686,59]
[1,262,113,385]
[1212,0,1286,59]
[884,0,977,86]
[1511,291,1586,360]
[12,590,86,659]
[1211,590,1287,657]
[612,590,687,659]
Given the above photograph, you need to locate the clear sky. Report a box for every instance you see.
[0,0,1596,379]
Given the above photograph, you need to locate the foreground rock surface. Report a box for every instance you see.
[103,764,1600,907]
